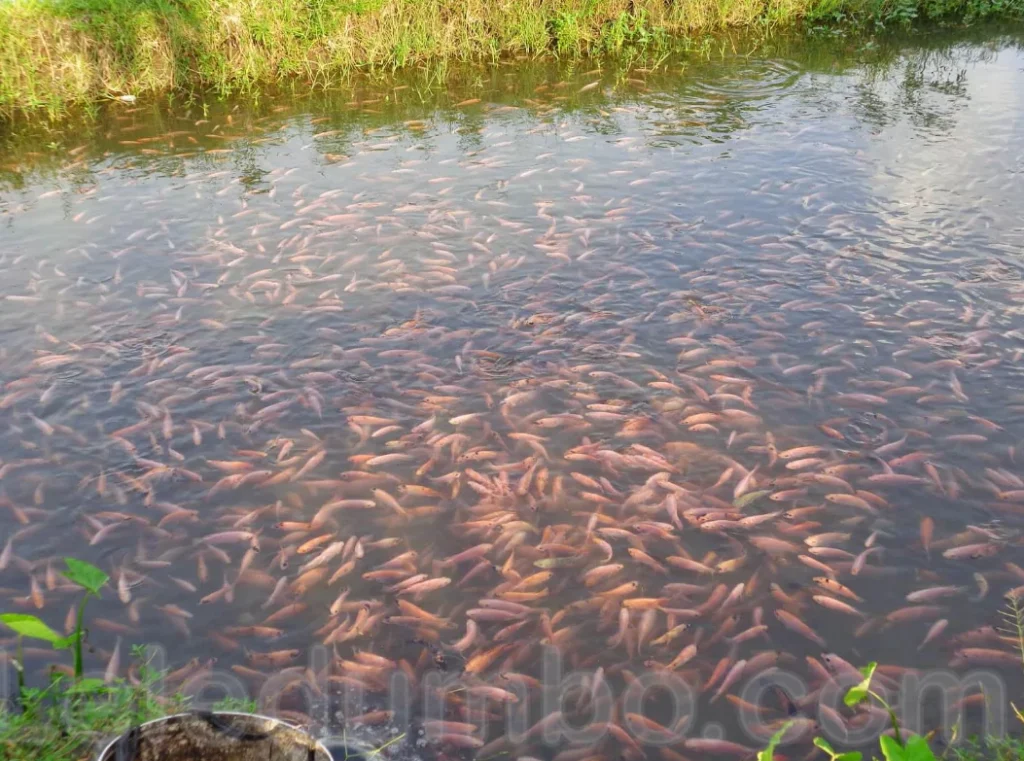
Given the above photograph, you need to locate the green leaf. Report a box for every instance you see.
[0,613,63,644]
[757,720,793,761]
[901,736,937,761]
[815,738,837,757]
[66,678,107,694]
[879,736,907,761]
[844,661,878,707]
[814,737,862,761]
[1012,701,1024,725]
[55,633,78,650]
[62,558,108,595]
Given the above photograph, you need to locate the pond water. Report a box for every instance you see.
[2,23,1024,759]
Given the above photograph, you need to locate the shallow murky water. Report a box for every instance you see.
[2,24,1024,759]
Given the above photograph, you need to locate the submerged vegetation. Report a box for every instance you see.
[0,0,1021,116]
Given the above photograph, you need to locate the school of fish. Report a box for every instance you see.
[1,51,1024,761]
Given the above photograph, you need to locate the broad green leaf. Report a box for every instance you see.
[835,753,863,761]
[66,678,107,694]
[62,558,108,595]
[844,661,878,707]
[879,735,907,761]
[756,720,793,761]
[901,736,937,761]
[0,613,63,644]
[55,633,77,650]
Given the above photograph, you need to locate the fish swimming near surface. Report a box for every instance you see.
[0,68,1022,759]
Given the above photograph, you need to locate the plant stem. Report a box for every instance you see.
[14,636,25,713]
[869,689,903,745]
[366,732,406,757]
[72,592,91,680]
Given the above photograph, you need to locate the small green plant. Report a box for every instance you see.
[844,662,907,746]
[759,663,950,761]
[997,594,1024,725]
[999,593,1024,669]
[0,556,265,761]
[62,558,110,679]
[0,557,109,685]
[757,721,794,761]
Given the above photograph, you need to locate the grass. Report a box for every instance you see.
[0,658,266,761]
[998,594,1024,728]
[945,597,1024,761]
[949,737,1024,761]
[0,0,1021,118]
[927,597,1024,761]
[999,593,1024,668]
[0,646,186,761]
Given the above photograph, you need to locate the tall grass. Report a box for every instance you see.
[0,0,1021,116]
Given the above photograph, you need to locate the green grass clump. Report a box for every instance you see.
[945,598,1024,761]
[0,647,187,761]
[0,661,263,761]
[949,736,1024,761]
[0,0,1021,118]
